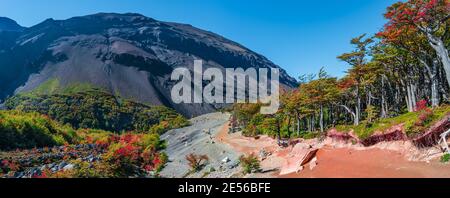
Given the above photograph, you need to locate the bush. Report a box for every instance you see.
[50,160,117,178]
[239,154,261,174]
[0,110,78,150]
[103,133,168,176]
[185,153,209,172]
[441,154,450,163]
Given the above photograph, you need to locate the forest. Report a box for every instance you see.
[233,0,450,140]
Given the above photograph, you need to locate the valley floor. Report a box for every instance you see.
[160,112,242,178]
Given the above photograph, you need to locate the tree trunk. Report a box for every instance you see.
[355,86,361,125]
[276,119,281,143]
[411,83,417,110]
[319,105,324,133]
[426,33,450,88]
[287,116,291,138]
[380,76,387,118]
[340,105,357,125]
[307,117,311,132]
[405,82,417,112]
[431,75,440,107]
[421,58,440,107]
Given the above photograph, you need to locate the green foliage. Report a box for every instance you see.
[5,89,189,133]
[24,78,100,96]
[242,113,264,137]
[365,105,378,124]
[0,110,78,150]
[239,154,261,174]
[441,154,450,163]
[290,131,320,140]
[335,105,450,139]
[260,117,279,138]
[51,160,118,178]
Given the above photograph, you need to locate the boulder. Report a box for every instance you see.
[221,157,230,163]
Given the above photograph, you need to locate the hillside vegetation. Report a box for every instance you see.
[5,79,189,133]
[0,110,77,150]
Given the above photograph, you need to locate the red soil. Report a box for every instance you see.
[280,147,450,178]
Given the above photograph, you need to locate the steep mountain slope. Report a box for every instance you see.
[0,13,297,117]
[0,17,25,32]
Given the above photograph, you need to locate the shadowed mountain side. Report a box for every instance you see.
[0,13,297,117]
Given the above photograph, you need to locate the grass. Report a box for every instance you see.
[25,78,102,96]
[335,105,450,139]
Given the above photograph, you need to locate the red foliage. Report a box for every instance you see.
[377,0,449,43]
[109,135,120,143]
[32,171,48,178]
[114,144,140,161]
[1,160,20,172]
[1,160,8,166]
[152,155,162,168]
[416,108,433,127]
[415,99,428,111]
[85,136,93,144]
[119,134,141,144]
[338,78,356,90]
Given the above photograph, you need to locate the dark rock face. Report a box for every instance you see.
[0,17,25,32]
[0,13,297,117]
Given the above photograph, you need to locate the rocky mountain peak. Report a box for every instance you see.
[0,17,25,32]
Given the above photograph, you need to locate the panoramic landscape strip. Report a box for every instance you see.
[0,0,449,180]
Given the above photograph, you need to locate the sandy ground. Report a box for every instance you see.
[216,118,450,178]
[280,147,450,178]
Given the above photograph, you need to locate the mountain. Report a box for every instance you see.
[0,17,25,32]
[0,13,297,117]
[0,17,24,57]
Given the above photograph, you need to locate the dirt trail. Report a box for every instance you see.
[216,120,450,178]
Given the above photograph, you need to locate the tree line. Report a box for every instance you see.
[233,0,449,139]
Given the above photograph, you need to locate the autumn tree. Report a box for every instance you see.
[338,34,374,125]
[299,68,340,132]
[383,0,450,87]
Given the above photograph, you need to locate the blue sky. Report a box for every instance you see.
[0,0,399,78]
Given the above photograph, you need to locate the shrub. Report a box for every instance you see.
[0,110,78,150]
[409,108,434,136]
[441,154,450,163]
[103,133,167,176]
[239,154,261,174]
[185,153,209,172]
[50,160,117,178]
[415,99,428,112]
[365,105,377,124]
